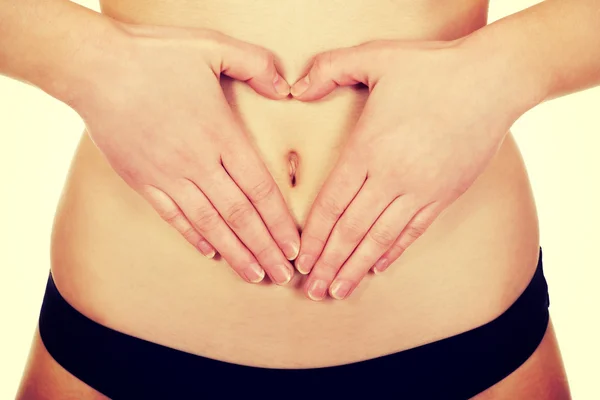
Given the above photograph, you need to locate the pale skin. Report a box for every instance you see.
[290,0,600,300]
[1,0,300,286]
[77,25,301,286]
[1,0,599,303]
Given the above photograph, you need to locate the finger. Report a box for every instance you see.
[372,200,441,275]
[290,44,386,101]
[303,182,392,300]
[324,196,421,300]
[198,168,295,285]
[169,179,268,284]
[296,154,367,276]
[142,185,216,258]
[216,34,290,99]
[222,143,301,261]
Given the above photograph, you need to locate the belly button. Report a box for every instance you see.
[287,150,299,187]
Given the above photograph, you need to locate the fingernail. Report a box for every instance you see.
[296,254,315,275]
[273,74,290,96]
[197,240,215,258]
[307,279,327,301]
[271,264,293,285]
[244,263,265,283]
[291,75,310,97]
[283,241,300,261]
[373,258,389,275]
[330,280,353,300]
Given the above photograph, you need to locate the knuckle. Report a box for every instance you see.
[313,51,334,75]
[316,196,345,220]
[392,240,408,255]
[336,218,364,242]
[225,202,256,229]
[405,223,427,240]
[181,226,198,241]
[319,255,342,273]
[258,50,275,71]
[191,206,220,231]
[267,211,289,233]
[247,179,276,204]
[248,47,275,74]
[253,244,272,262]
[301,231,327,250]
[369,228,396,248]
[161,209,182,226]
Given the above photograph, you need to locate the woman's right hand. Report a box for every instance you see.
[72,23,298,285]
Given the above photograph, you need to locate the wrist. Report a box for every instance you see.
[44,16,131,113]
[455,25,551,123]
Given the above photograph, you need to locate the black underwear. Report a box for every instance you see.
[39,247,550,400]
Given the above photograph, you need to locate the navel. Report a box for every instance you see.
[287,150,299,187]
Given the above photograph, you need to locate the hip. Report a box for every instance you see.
[49,122,540,367]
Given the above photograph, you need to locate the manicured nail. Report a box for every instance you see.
[373,258,389,275]
[296,254,315,274]
[291,75,310,97]
[197,240,215,258]
[330,280,353,300]
[307,279,327,301]
[273,74,290,96]
[283,241,300,261]
[244,263,265,283]
[271,264,293,285]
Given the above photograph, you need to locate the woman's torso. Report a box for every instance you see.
[50,0,543,369]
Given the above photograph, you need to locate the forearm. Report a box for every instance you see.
[462,0,600,113]
[0,0,123,107]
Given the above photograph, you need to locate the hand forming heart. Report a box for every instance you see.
[289,39,538,301]
[82,23,537,298]
[79,24,299,286]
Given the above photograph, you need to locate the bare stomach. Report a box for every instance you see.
[50,0,541,368]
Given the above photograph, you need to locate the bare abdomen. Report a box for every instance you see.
[49,0,541,368]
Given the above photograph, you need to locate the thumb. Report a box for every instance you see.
[217,36,290,100]
[290,44,384,101]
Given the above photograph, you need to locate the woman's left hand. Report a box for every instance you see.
[291,39,536,301]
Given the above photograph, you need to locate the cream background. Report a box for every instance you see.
[1,0,599,398]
